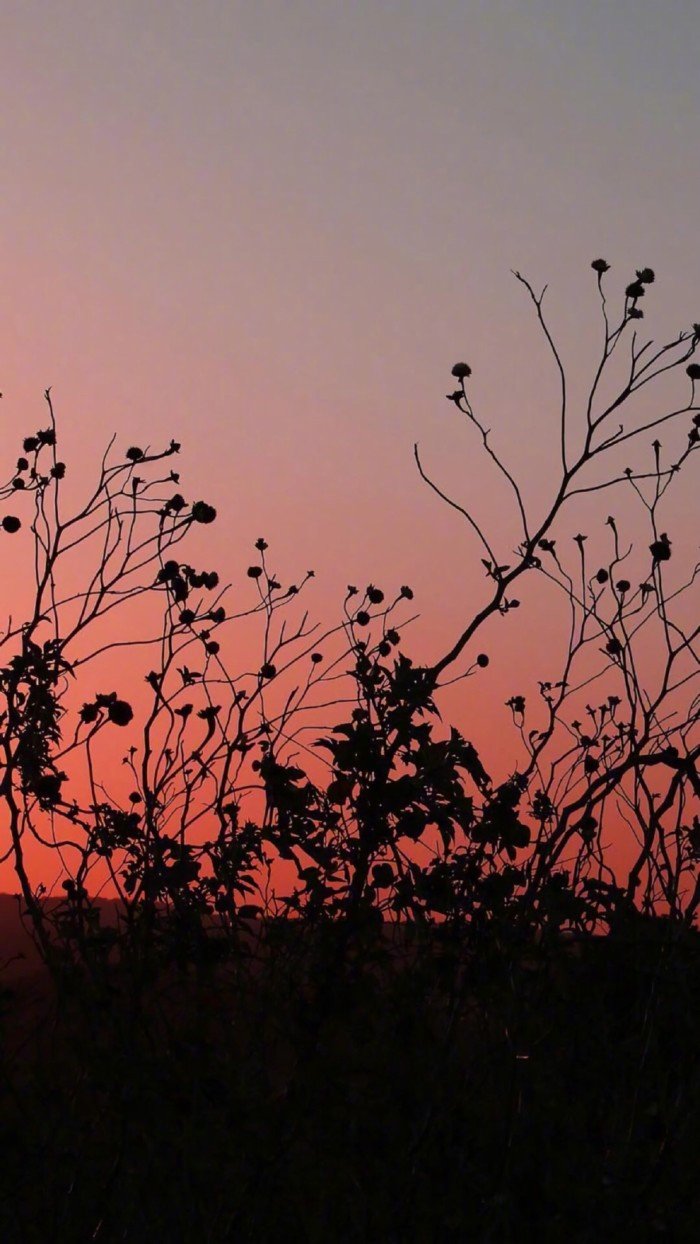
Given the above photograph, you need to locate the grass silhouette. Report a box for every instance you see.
[0,260,699,1240]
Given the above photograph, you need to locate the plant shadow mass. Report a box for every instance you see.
[1,261,699,1241]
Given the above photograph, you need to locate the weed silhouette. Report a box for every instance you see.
[0,262,699,1241]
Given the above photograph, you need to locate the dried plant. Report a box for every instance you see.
[1,261,699,1241]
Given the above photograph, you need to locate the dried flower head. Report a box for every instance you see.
[191,501,217,524]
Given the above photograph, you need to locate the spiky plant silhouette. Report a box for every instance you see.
[1,261,699,1242]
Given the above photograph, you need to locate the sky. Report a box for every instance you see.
[2,1,700,886]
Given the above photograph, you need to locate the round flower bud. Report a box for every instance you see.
[108,699,134,727]
[192,501,217,524]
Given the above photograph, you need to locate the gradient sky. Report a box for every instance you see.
[2,1,699,785]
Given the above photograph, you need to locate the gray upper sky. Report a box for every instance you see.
[2,1,699,660]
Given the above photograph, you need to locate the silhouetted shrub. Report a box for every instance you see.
[1,264,699,1240]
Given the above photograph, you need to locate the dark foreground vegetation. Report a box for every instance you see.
[1,261,699,1240]
[2,911,700,1241]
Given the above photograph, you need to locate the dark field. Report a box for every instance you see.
[1,897,699,1242]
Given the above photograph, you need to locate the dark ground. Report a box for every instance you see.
[1,897,699,1242]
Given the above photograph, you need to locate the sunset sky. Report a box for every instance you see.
[4,23,700,1236]
[2,2,699,802]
